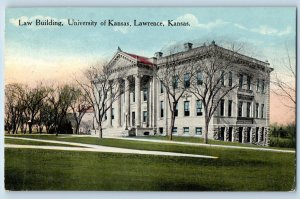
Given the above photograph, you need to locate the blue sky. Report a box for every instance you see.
[6,7,295,59]
[4,7,297,124]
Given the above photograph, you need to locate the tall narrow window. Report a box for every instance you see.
[112,108,115,120]
[256,79,260,91]
[184,73,190,88]
[255,103,259,118]
[160,101,164,118]
[160,81,164,93]
[197,71,203,85]
[246,102,251,117]
[247,75,251,90]
[262,80,265,93]
[221,71,225,86]
[220,99,225,116]
[196,100,203,116]
[238,101,243,117]
[143,111,147,123]
[228,100,232,117]
[172,75,179,89]
[184,101,190,116]
[239,74,243,88]
[132,90,135,102]
[143,89,148,101]
[261,104,264,118]
[228,72,233,87]
[174,103,178,117]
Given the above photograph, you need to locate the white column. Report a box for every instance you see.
[149,78,153,128]
[117,82,121,127]
[124,77,130,128]
[135,75,141,127]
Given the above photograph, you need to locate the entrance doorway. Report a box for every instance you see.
[132,112,135,127]
[246,127,251,143]
[238,127,243,143]
[219,127,225,141]
[228,127,233,142]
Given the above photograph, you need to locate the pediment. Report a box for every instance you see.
[108,52,137,71]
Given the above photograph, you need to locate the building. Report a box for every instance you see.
[93,41,273,146]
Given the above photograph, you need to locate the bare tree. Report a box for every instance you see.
[69,85,90,134]
[189,42,242,144]
[77,62,125,138]
[154,48,195,140]
[21,83,50,134]
[4,83,25,134]
[272,47,295,110]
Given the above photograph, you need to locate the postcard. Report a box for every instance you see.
[4,7,296,191]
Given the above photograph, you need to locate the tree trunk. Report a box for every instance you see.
[169,111,175,141]
[29,123,33,134]
[204,120,209,144]
[99,124,103,139]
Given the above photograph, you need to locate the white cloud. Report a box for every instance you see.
[234,23,292,36]
[9,15,67,29]
[113,26,130,34]
[167,14,228,30]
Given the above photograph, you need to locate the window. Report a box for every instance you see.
[184,73,190,88]
[184,101,190,116]
[247,75,251,90]
[246,102,251,117]
[196,100,203,116]
[104,111,107,120]
[238,101,243,117]
[228,72,233,87]
[261,104,264,118]
[255,103,259,118]
[228,100,232,117]
[160,101,164,118]
[160,81,164,93]
[159,127,163,134]
[143,89,148,101]
[195,127,202,135]
[112,108,115,120]
[172,127,178,134]
[256,79,260,91]
[183,127,189,134]
[221,71,225,86]
[143,111,147,122]
[220,99,225,116]
[239,74,243,88]
[132,91,135,102]
[174,103,178,117]
[172,75,179,89]
[197,71,203,85]
[262,80,265,93]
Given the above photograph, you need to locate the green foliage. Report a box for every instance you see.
[269,123,296,148]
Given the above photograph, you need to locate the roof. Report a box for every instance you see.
[123,52,153,65]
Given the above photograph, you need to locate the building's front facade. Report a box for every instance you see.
[93,41,273,146]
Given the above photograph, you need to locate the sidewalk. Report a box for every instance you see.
[5,136,217,159]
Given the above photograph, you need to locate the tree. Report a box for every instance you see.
[272,47,296,110]
[77,62,125,138]
[22,83,50,134]
[47,85,74,135]
[189,41,243,144]
[154,48,195,140]
[69,85,90,134]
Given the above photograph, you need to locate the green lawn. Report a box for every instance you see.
[5,134,296,191]
[5,137,81,147]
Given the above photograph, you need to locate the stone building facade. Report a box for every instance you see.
[94,42,273,146]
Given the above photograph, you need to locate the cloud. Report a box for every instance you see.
[165,14,228,30]
[234,23,292,36]
[113,26,130,34]
[9,15,67,29]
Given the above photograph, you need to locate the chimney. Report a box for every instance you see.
[184,42,193,51]
[155,52,163,59]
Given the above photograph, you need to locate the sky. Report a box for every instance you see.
[5,7,296,124]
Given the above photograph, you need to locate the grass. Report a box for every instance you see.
[5,137,81,147]
[5,134,296,191]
